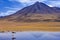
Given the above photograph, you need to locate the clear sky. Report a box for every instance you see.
[0,0,60,16]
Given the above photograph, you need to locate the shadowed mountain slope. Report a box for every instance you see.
[0,2,60,22]
[11,2,56,16]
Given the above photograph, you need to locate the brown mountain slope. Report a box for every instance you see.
[1,2,60,22]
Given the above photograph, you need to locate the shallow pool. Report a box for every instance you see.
[0,31,60,40]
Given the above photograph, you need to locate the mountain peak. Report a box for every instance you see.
[34,2,45,5]
[14,1,55,15]
[34,2,48,8]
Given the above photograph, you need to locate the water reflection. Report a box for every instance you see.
[0,31,60,40]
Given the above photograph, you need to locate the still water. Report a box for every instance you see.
[0,31,60,40]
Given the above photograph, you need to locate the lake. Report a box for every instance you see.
[0,31,60,40]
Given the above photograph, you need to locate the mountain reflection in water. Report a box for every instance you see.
[0,31,60,40]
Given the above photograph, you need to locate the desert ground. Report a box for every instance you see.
[0,20,60,32]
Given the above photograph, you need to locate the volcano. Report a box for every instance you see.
[0,2,60,31]
[1,2,60,22]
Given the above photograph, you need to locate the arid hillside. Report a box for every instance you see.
[0,20,60,31]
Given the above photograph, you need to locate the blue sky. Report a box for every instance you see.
[0,0,60,16]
